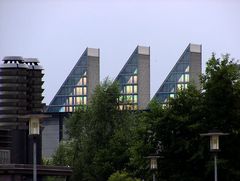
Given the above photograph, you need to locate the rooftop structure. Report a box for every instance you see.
[47,48,100,112]
[152,44,202,104]
[115,46,150,110]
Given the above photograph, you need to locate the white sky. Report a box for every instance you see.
[0,0,239,104]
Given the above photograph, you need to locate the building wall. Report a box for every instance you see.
[138,52,150,109]
[87,49,100,104]
[189,44,202,90]
[42,118,60,158]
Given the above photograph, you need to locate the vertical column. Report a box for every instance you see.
[137,46,150,110]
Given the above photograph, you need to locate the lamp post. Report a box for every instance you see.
[29,117,40,181]
[26,114,49,181]
[146,155,160,181]
[200,130,229,181]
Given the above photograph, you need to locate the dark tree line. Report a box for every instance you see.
[50,54,240,181]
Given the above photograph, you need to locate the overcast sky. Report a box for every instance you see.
[0,0,239,104]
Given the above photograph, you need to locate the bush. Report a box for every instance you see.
[108,171,140,181]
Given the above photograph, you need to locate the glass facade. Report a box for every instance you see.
[115,46,150,110]
[47,48,99,112]
[153,44,201,104]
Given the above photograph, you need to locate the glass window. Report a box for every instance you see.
[60,107,65,112]
[119,96,124,102]
[128,57,137,64]
[83,96,87,104]
[169,93,175,98]
[134,105,138,110]
[123,66,137,74]
[124,95,133,103]
[59,87,72,95]
[127,76,132,84]
[77,57,87,66]
[185,74,189,82]
[78,78,83,85]
[185,65,190,72]
[119,105,123,110]
[83,87,87,95]
[177,84,184,90]
[83,77,87,85]
[134,68,138,74]
[133,75,137,84]
[75,97,81,105]
[75,87,82,95]
[125,104,133,110]
[134,95,138,103]
[169,74,176,82]
[176,64,184,72]
[162,84,169,92]
[134,85,138,93]
[68,97,73,105]
[126,85,133,94]
[178,74,184,82]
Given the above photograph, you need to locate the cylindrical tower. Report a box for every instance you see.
[25,58,44,164]
[0,56,29,164]
[24,58,44,114]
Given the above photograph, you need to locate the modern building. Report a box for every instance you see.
[0,56,71,180]
[47,47,100,112]
[115,46,150,110]
[41,44,201,158]
[42,47,100,158]
[152,43,202,104]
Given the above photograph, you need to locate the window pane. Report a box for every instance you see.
[133,76,137,84]
[134,85,138,93]
[83,87,87,95]
[185,74,189,82]
[126,85,132,94]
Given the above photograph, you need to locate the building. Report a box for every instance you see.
[47,47,100,112]
[42,44,201,158]
[115,46,150,110]
[0,56,71,180]
[152,44,202,104]
[42,47,100,158]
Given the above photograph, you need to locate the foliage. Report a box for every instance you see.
[53,55,240,181]
[108,171,140,181]
[129,54,240,180]
[53,79,135,181]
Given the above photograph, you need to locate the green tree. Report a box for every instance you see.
[129,54,240,180]
[53,55,240,181]
[108,171,140,181]
[53,79,135,181]
[201,54,240,180]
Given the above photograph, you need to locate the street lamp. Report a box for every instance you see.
[200,130,229,181]
[26,114,49,181]
[29,116,40,181]
[146,155,160,181]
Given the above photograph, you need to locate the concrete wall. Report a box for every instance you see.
[87,53,100,104]
[42,118,59,158]
[138,47,150,110]
[190,44,202,90]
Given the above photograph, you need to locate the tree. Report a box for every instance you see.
[201,54,240,180]
[53,79,135,181]
[129,54,240,180]
[108,171,140,181]
[53,55,240,181]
